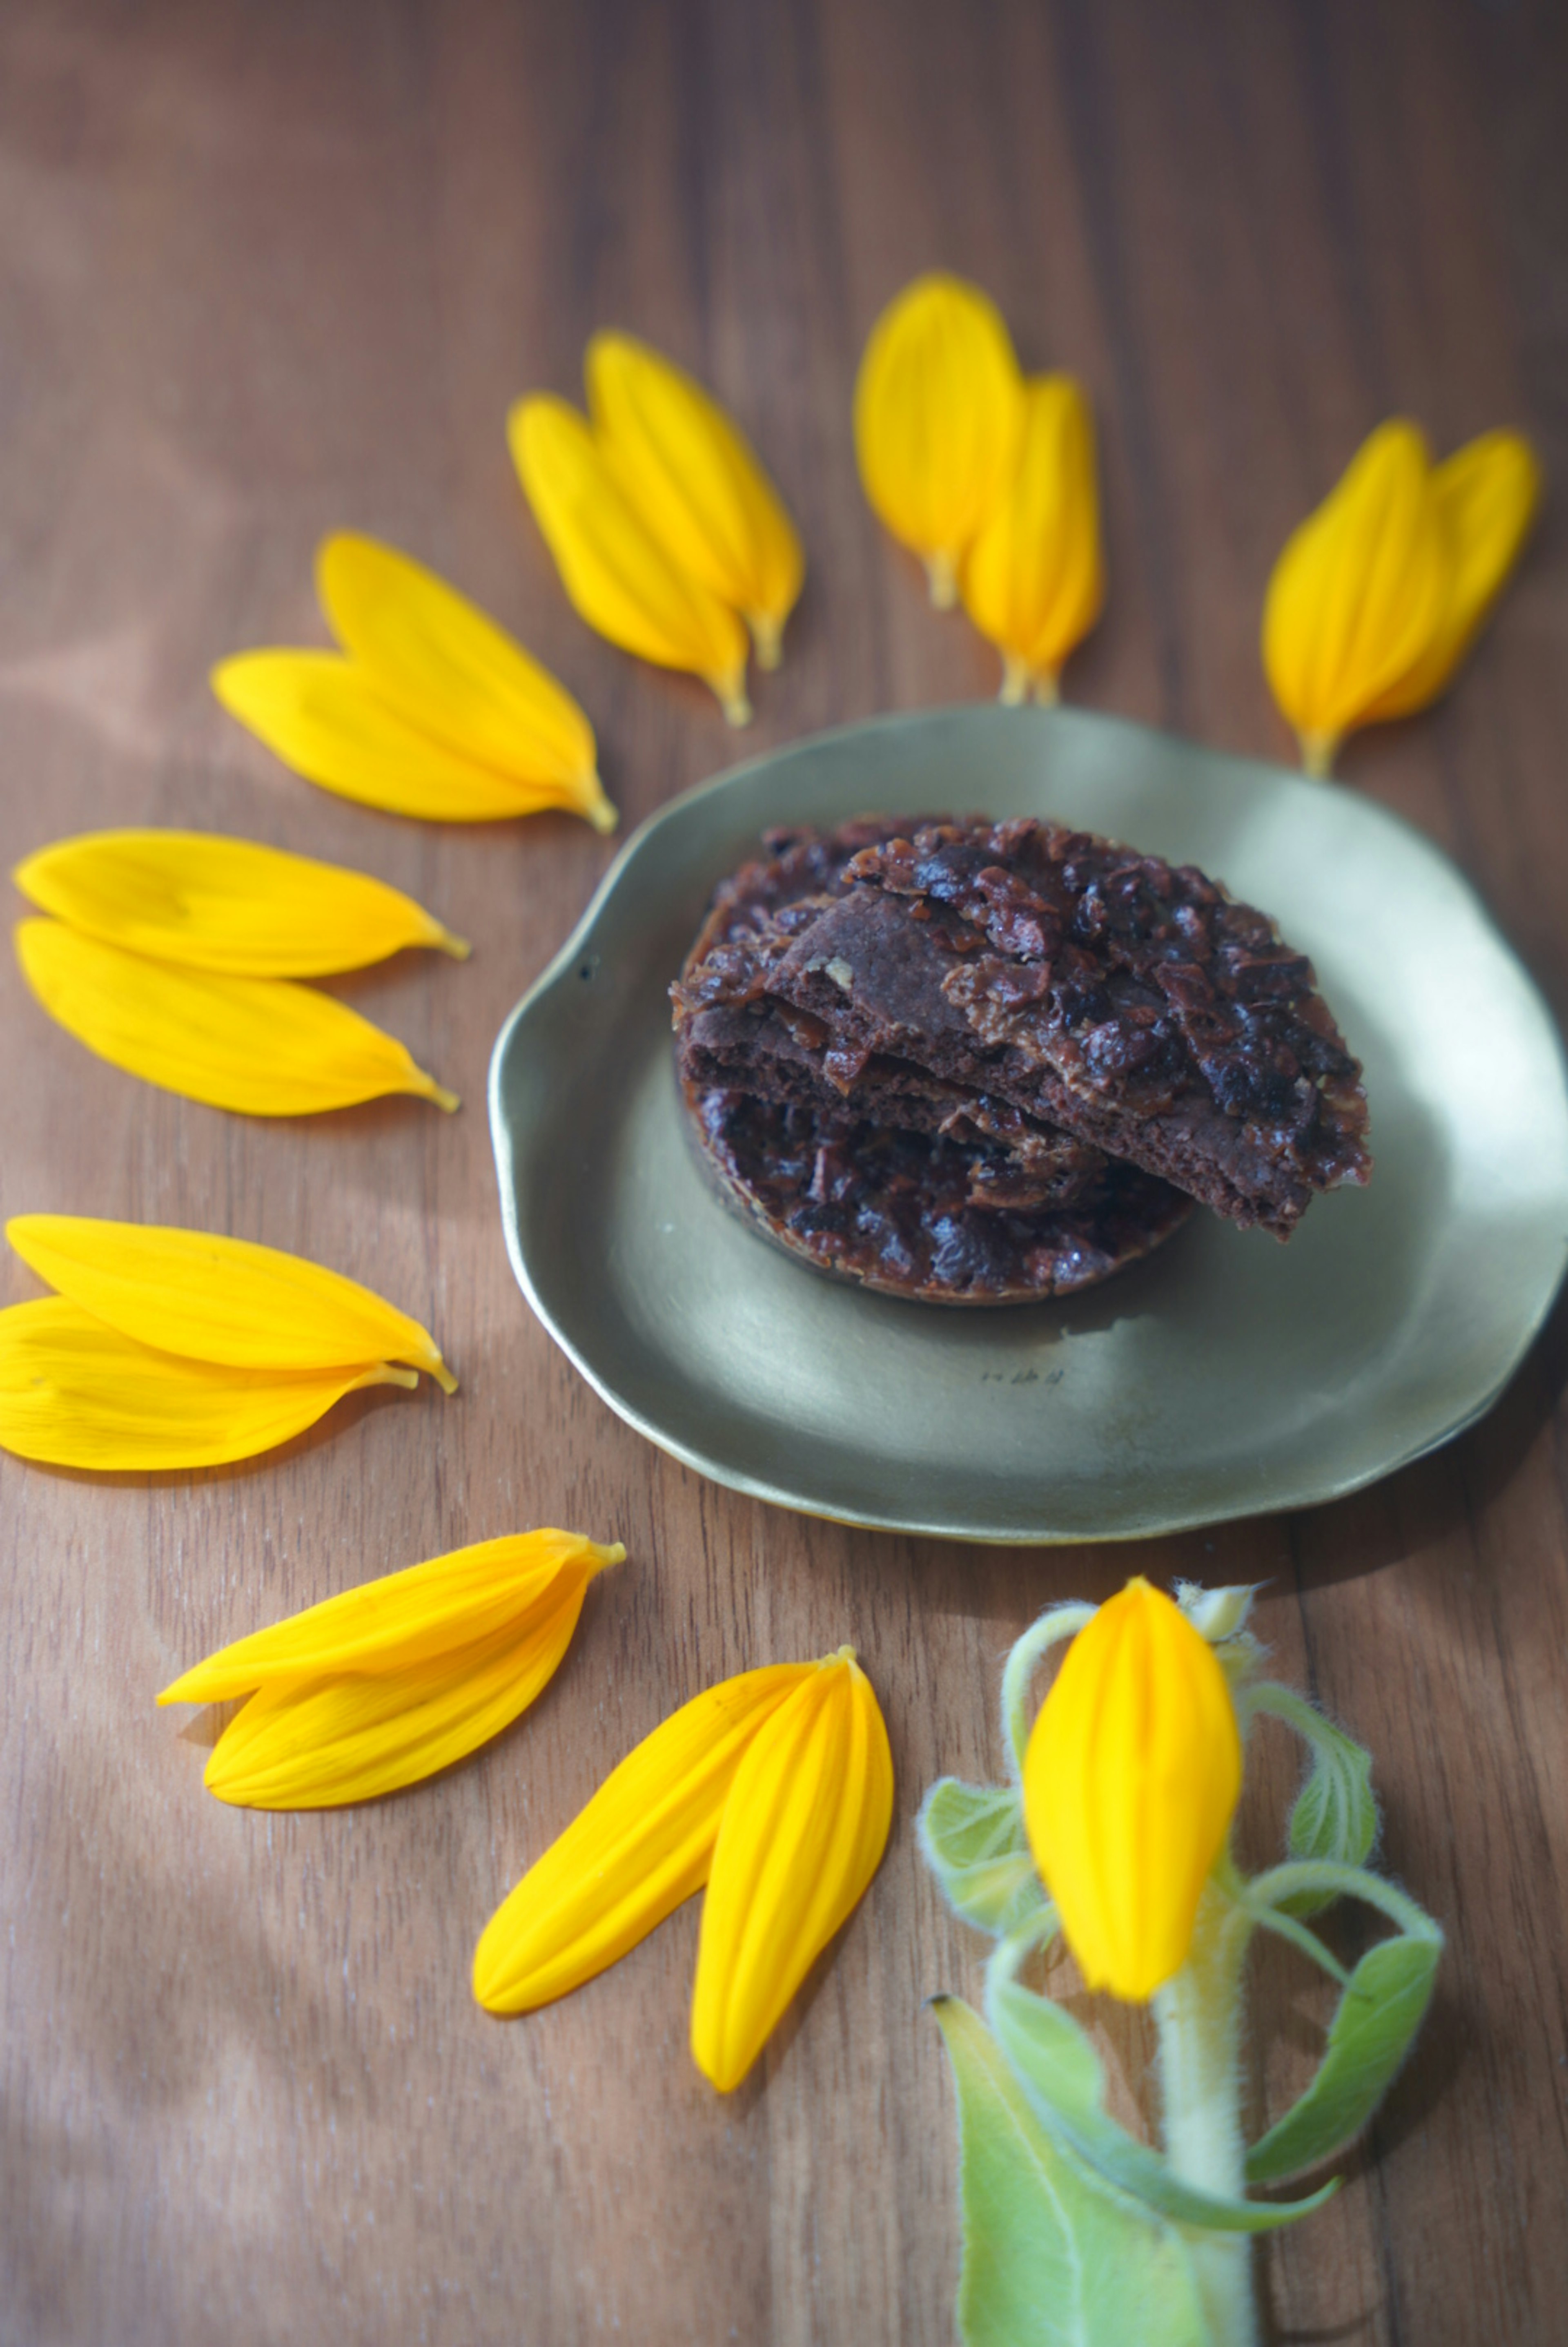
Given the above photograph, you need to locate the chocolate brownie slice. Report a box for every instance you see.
[675,817,1370,1237]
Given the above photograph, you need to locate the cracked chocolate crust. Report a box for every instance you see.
[689,1086,1196,1305]
[673,817,1370,1237]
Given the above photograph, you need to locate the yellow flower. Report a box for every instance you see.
[213,534,614,832]
[1022,1579,1241,2003]
[510,394,753,726]
[586,331,804,669]
[853,272,1025,608]
[13,830,468,977]
[960,373,1104,703]
[474,1649,893,2093]
[159,1530,622,1808]
[0,1296,419,1470]
[14,919,457,1115]
[6,1214,457,1390]
[1263,419,1541,776]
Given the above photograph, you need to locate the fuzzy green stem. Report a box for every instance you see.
[1247,1861,1441,1947]
[1000,1603,1096,1780]
[1152,1888,1257,2347]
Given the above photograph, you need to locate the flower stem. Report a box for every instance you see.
[999,1603,1095,1780]
[1152,1888,1257,2347]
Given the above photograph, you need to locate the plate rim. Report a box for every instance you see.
[488,703,1568,1544]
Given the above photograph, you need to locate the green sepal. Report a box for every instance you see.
[933,1997,1215,2347]
[1250,1683,1377,1916]
[985,1957,1336,2235]
[917,1778,1046,1939]
[1245,1928,1440,2184]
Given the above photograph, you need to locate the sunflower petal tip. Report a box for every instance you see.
[428,1359,460,1397]
[748,613,784,671]
[1300,730,1339,780]
[718,683,753,728]
[690,2034,745,2094]
[924,552,958,609]
[586,787,619,836]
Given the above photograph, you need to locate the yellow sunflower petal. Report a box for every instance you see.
[508,394,753,725]
[314,534,614,830]
[853,272,1025,607]
[0,1297,414,1470]
[586,332,804,667]
[201,1601,586,1811]
[12,829,467,976]
[7,1214,456,1392]
[472,1662,812,2015]
[960,373,1105,702]
[1261,419,1448,773]
[1360,429,1542,722]
[689,1649,893,2091]
[15,919,457,1116]
[159,1530,621,1702]
[1021,1579,1242,2003]
[213,650,606,828]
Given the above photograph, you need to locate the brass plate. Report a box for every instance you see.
[488,706,1568,1544]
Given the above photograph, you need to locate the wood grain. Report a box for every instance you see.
[1,2,1565,2340]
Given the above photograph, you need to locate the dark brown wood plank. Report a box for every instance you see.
[0,2,1564,2340]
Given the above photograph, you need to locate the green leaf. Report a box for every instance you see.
[1251,1684,1376,1916]
[986,1974,1335,2234]
[918,1778,1046,1938]
[933,1997,1214,2347]
[1245,1933,1440,2184]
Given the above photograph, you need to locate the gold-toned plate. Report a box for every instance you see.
[488,706,1568,1544]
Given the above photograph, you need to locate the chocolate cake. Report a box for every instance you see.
[672,817,1369,1301]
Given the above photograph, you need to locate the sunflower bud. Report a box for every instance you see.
[1022,1578,1241,2002]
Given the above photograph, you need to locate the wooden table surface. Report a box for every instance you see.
[3,3,1566,2341]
